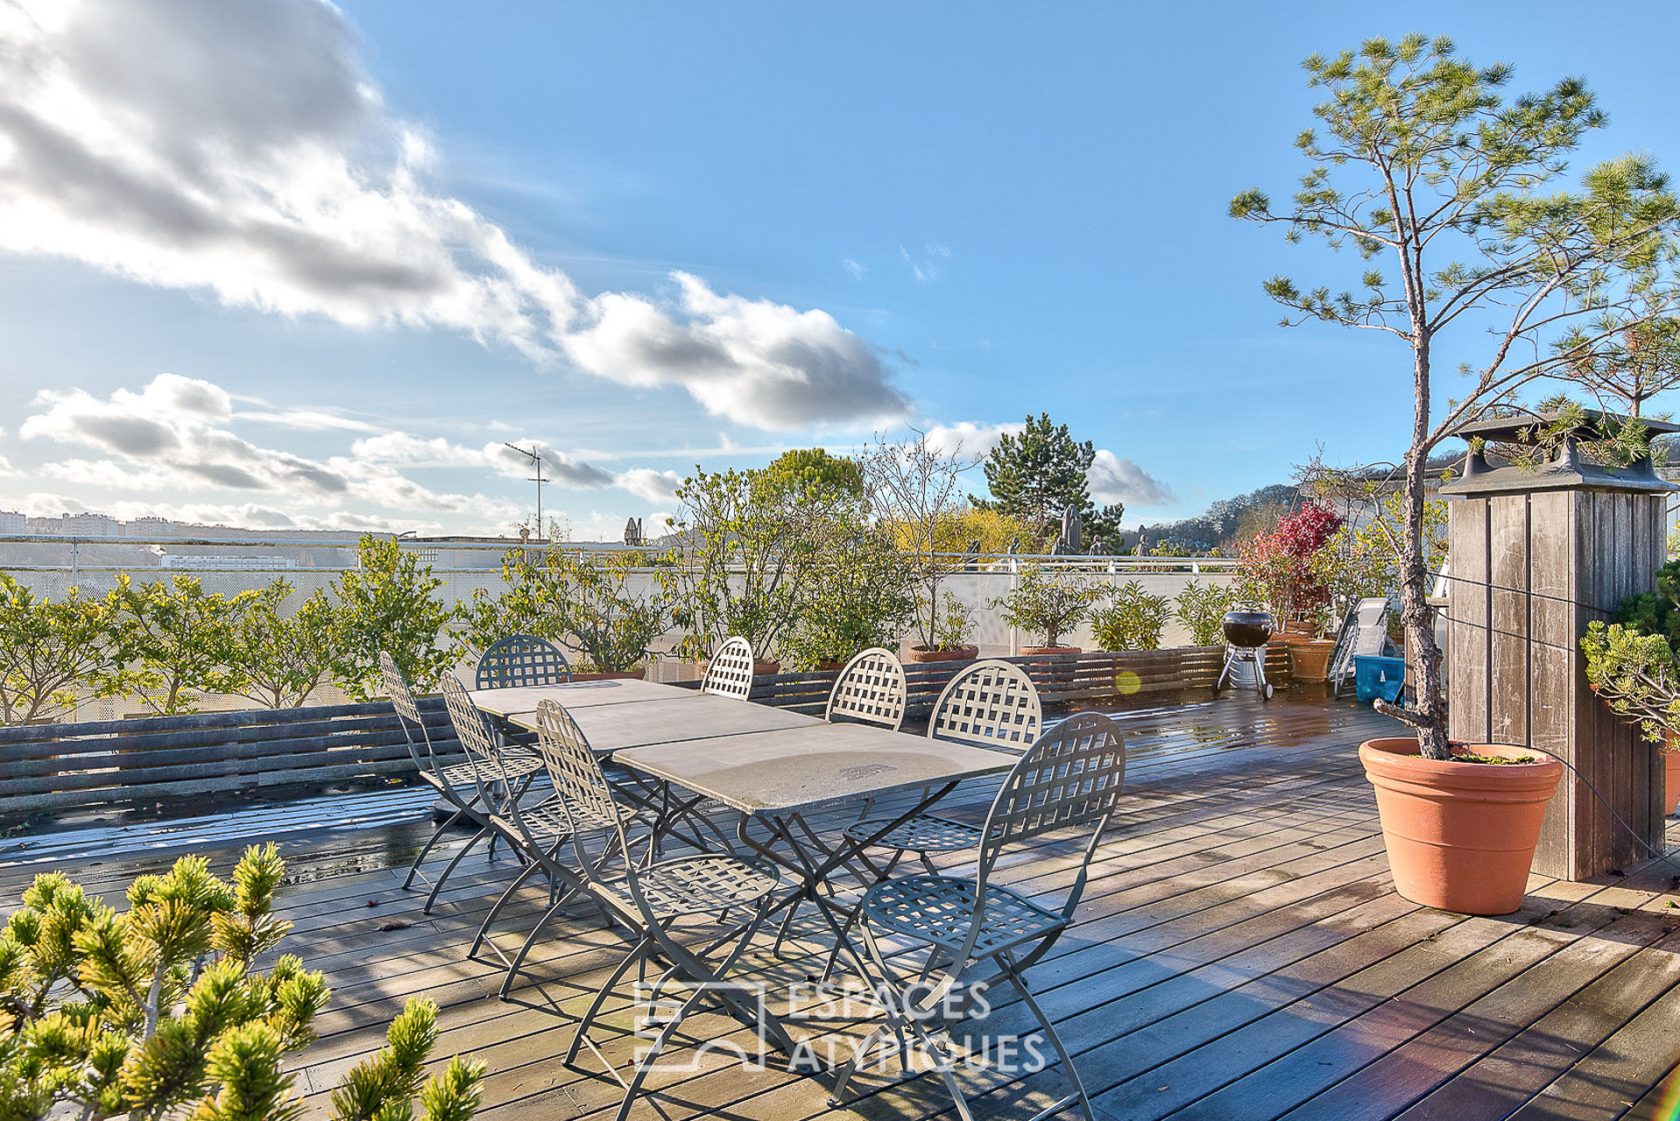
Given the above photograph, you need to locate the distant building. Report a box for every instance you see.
[0,510,25,534]
[28,512,119,536]
[160,554,298,571]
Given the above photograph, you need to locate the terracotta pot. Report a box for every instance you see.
[569,669,645,682]
[1021,645,1081,656]
[904,644,979,664]
[698,658,781,677]
[1359,737,1562,915]
[1664,749,1680,817]
[815,659,846,672]
[1288,639,1336,682]
[1270,630,1314,647]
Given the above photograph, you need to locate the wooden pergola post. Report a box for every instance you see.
[1441,414,1675,881]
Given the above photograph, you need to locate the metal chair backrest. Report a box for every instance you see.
[927,659,1042,753]
[439,673,504,794]
[381,650,433,767]
[970,712,1126,944]
[825,647,907,730]
[700,636,756,700]
[475,634,572,690]
[533,699,636,849]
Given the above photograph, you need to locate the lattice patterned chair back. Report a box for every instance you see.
[927,658,1042,752]
[381,650,434,764]
[700,636,756,700]
[533,699,636,857]
[825,647,907,730]
[475,634,572,690]
[974,712,1126,907]
[439,673,505,793]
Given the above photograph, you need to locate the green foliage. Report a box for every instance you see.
[227,582,341,709]
[1175,581,1238,646]
[1231,33,1680,757]
[331,537,456,702]
[971,413,1126,550]
[1092,581,1171,651]
[462,549,670,672]
[759,448,865,502]
[0,576,120,724]
[991,565,1106,648]
[1311,494,1448,623]
[108,576,259,715]
[781,520,915,670]
[930,592,974,651]
[863,433,979,650]
[1581,558,1680,750]
[0,847,481,1121]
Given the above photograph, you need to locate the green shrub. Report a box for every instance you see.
[1175,581,1237,647]
[991,565,1106,648]
[1092,580,1171,651]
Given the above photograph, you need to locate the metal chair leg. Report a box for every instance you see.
[1001,953,1094,1121]
[612,985,711,1121]
[423,825,489,914]
[401,806,464,891]
[470,856,546,960]
[566,935,653,1065]
[499,894,568,999]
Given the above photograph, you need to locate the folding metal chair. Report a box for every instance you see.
[384,652,542,913]
[538,698,792,1121]
[700,635,756,699]
[844,659,1043,871]
[831,712,1127,1121]
[475,633,573,689]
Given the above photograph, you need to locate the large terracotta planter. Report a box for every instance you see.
[1270,630,1314,647]
[1289,639,1336,682]
[1021,645,1081,656]
[1665,749,1680,817]
[905,644,979,664]
[699,658,781,677]
[570,669,645,682]
[1359,737,1562,915]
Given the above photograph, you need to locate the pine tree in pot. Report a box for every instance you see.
[1581,560,1680,817]
[1234,36,1680,914]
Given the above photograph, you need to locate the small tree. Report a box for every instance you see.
[1581,559,1680,748]
[108,575,256,715]
[992,565,1106,649]
[1233,501,1343,635]
[0,844,483,1121]
[0,576,120,725]
[227,581,341,708]
[332,536,456,701]
[1176,581,1238,647]
[782,517,915,670]
[864,432,980,652]
[557,551,671,672]
[1563,312,1680,417]
[1232,34,1680,756]
[1092,581,1172,651]
[971,413,1126,549]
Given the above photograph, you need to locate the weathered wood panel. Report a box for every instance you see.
[1447,495,1491,744]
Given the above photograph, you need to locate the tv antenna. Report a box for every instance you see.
[503,442,548,539]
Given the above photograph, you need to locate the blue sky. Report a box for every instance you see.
[2,1,1678,538]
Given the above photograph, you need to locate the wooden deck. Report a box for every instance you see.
[6,694,1680,1121]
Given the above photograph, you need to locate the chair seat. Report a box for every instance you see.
[598,853,782,919]
[437,751,543,789]
[845,813,983,854]
[499,795,639,840]
[862,874,1066,958]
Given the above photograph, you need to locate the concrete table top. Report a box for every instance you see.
[503,694,816,753]
[615,722,1017,815]
[467,677,692,717]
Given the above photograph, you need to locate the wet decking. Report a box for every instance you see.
[5,693,1680,1121]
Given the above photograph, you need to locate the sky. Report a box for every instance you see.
[2,1,1679,539]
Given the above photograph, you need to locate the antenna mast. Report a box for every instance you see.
[503,443,547,539]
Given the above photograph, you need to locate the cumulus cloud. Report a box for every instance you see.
[923,420,1023,460]
[0,0,910,430]
[616,467,682,504]
[1087,449,1172,508]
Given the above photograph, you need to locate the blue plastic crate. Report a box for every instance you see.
[1353,654,1405,704]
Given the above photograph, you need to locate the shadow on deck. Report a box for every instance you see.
[4,693,1680,1121]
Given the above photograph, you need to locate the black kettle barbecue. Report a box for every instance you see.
[1216,609,1275,699]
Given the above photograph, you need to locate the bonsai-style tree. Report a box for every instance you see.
[1092,580,1172,651]
[462,548,670,673]
[0,576,120,724]
[1175,581,1239,647]
[1232,34,1680,757]
[992,564,1106,649]
[1581,558,1680,746]
[971,413,1126,551]
[107,575,258,715]
[331,536,457,701]
[0,844,482,1121]
[228,580,341,708]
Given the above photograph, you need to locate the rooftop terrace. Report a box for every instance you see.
[6,693,1678,1121]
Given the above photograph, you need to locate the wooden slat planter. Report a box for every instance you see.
[1,646,1287,821]
[0,699,461,818]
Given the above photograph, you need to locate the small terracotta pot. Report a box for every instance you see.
[1360,737,1562,915]
[698,658,780,677]
[1288,639,1336,682]
[1021,645,1081,656]
[904,644,979,664]
[569,669,645,682]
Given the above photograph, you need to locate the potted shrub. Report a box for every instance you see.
[1091,580,1170,652]
[905,592,978,663]
[1581,561,1680,817]
[1234,501,1342,679]
[781,521,916,671]
[1174,580,1238,649]
[993,564,1105,655]
[1230,38,1671,912]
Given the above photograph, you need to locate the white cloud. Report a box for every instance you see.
[1087,449,1172,508]
[923,420,1023,460]
[0,0,910,431]
[483,439,616,489]
[842,256,868,280]
[900,242,951,283]
[616,467,682,504]
[234,406,383,433]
